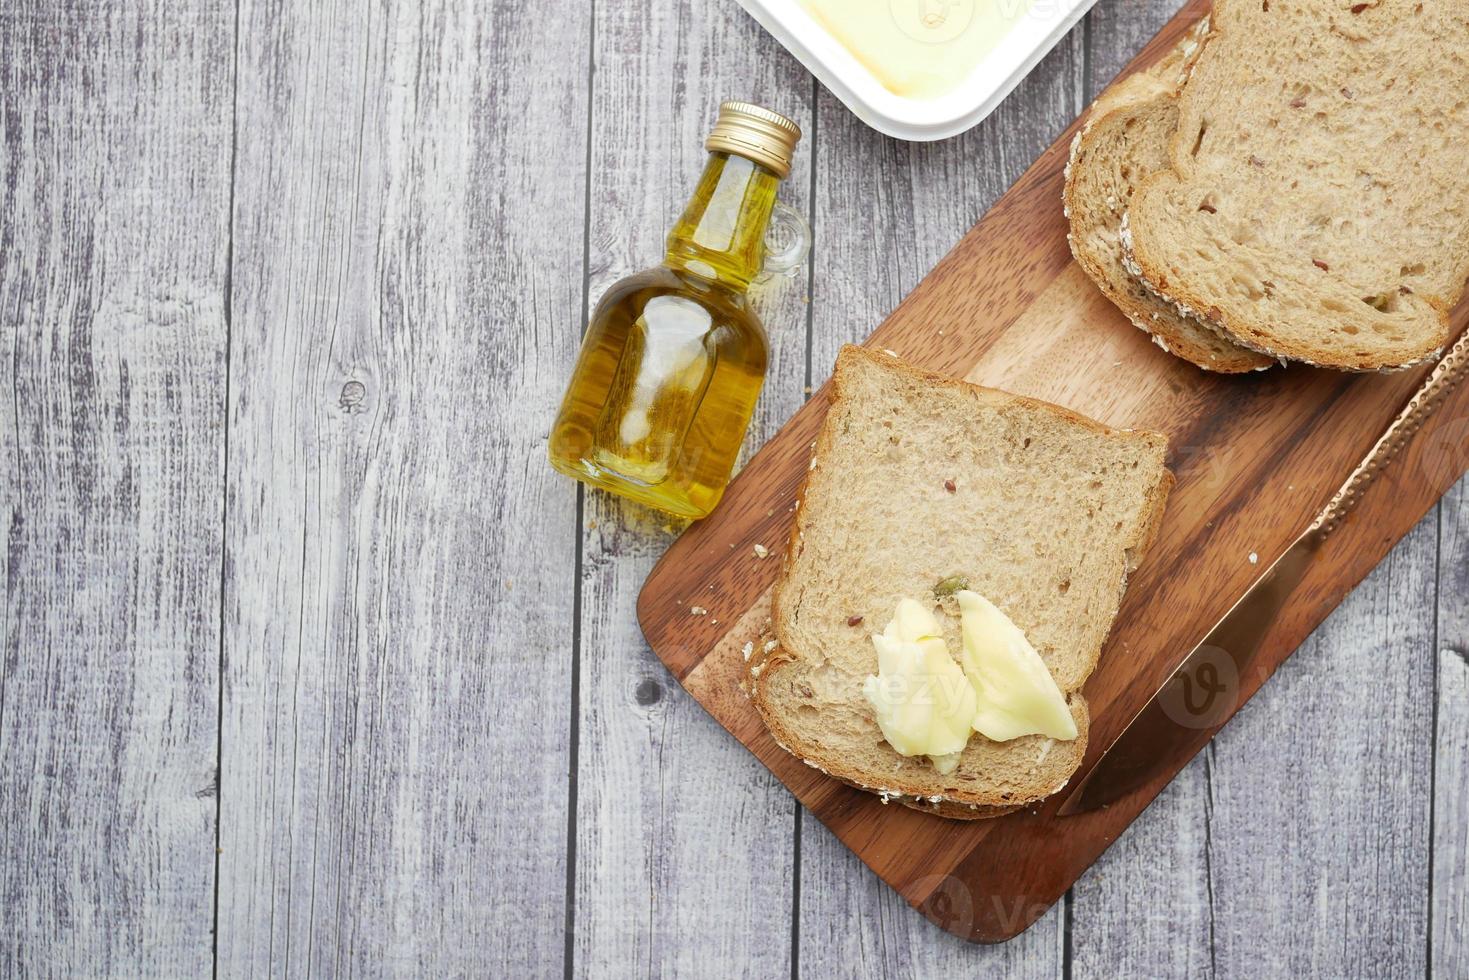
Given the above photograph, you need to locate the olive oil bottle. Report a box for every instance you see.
[548,102,807,519]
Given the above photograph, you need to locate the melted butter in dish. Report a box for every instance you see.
[797,0,1032,99]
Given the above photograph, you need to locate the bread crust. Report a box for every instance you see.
[744,617,1086,820]
[747,347,1172,817]
[899,797,1021,820]
[1123,198,1447,372]
[1064,17,1275,374]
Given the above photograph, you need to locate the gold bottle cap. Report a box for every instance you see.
[705,101,802,180]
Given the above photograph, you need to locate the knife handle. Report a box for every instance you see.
[1311,329,1469,538]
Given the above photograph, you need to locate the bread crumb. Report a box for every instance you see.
[880,348,898,358]
[690,605,708,616]
[753,543,769,559]
[1248,552,1258,564]
[741,641,754,661]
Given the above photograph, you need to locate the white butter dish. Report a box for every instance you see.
[737,0,1098,141]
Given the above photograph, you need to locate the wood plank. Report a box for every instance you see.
[0,2,232,974]
[215,1,587,973]
[0,3,232,974]
[798,840,1066,975]
[1069,761,1213,976]
[1089,5,1442,960]
[1068,0,1215,968]
[1205,516,1436,975]
[1078,3,1444,967]
[795,23,1085,975]
[569,2,812,975]
[1435,474,1469,975]
[1434,644,1468,976]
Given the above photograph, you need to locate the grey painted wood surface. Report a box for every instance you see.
[0,0,1463,976]
[1067,5,1215,975]
[215,1,586,974]
[1436,475,1468,978]
[570,3,807,976]
[1,3,233,975]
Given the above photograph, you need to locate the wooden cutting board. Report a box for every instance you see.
[637,0,1469,943]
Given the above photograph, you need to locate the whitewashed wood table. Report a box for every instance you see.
[2,0,1465,975]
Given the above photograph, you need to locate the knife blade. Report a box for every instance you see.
[1057,328,1469,817]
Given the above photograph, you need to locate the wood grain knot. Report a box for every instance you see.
[338,380,368,412]
[633,678,662,706]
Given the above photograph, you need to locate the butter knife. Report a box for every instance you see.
[1057,328,1469,817]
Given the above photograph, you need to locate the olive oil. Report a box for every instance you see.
[549,103,805,518]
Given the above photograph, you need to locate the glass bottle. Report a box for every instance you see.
[548,102,809,519]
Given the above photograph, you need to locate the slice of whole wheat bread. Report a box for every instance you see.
[1065,20,1276,373]
[744,347,1173,816]
[1124,0,1469,371]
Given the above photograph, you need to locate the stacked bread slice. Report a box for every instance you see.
[1066,17,1275,373]
[1067,0,1469,372]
